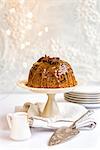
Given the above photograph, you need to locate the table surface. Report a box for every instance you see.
[0,93,100,149]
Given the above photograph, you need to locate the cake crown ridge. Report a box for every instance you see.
[37,55,60,64]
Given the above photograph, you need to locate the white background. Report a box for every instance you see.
[0,0,100,93]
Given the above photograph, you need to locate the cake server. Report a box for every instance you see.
[48,110,95,146]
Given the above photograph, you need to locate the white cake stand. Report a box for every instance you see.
[17,80,77,118]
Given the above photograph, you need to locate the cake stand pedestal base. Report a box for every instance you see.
[41,94,60,118]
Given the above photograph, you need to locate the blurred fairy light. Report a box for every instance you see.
[44,26,48,32]
[26,12,33,19]
[9,7,16,13]
[19,0,25,5]
[6,29,11,35]
[26,41,30,46]
[38,31,43,37]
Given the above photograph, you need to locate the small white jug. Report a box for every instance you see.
[7,112,31,140]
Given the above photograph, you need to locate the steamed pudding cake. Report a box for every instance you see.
[27,55,77,88]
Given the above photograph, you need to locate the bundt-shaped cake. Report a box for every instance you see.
[27,55,77,88]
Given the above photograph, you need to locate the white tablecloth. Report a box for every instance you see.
[0,93,100,149]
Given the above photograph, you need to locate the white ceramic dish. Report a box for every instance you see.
[17,80,77,118]
[65,96,100,103]
[82,103,100,109]
[65,93,100,98]
[65,99,100,109]
[64,81,100,108]
[17,80,76,94]
[64,95,100,102]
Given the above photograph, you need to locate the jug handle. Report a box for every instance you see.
[7,113,13,129]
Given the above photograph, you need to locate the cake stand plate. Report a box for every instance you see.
[17,80,77,118]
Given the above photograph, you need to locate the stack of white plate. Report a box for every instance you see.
[64,82,100,108]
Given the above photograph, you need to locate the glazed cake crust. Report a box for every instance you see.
[27,55,77,88]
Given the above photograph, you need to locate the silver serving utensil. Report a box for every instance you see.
[76,120,96,130]
[48,110,94,146]
[47,119,96,130]
[48,126,79,146]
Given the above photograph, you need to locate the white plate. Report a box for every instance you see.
[17,80,77,94]
[70,81,100,94]
[64,95,100,102]
[65,97,100,104]
[29,101,87,128]
[67,100,100,108]
[65,99,100,108]
[82,103,100,109]
[65,93,100,98]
